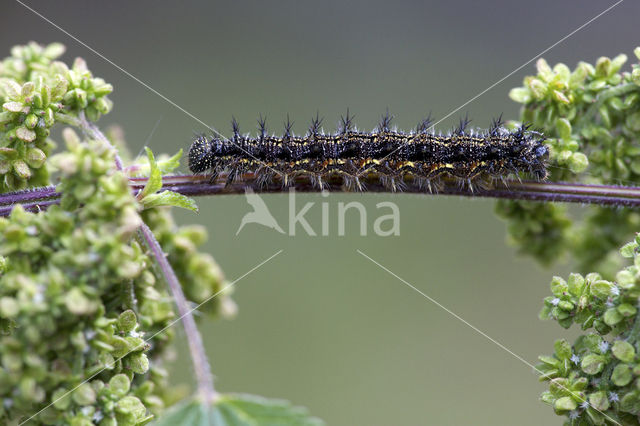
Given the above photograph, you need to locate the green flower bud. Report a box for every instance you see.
[109,374,131,397]
[15,126,36,143]
[556,118,572,141]
[568,152,588,173]
[3,101,26,113]
[12,160,31,179]
[508,87,531,104]
[43,107,55,127]
[581,354,605,375]
[31,92,43,109]
[25,148,46,169]
[591,279,613,299]
[117,310,137,333]
[40,85,51,107]
[603,308,623,326]
[612,364,633,386]
[52,387,72,410]
[128,352,149,374]
[24,113,38,129]
[552,90,570,104]
[616,270,636,289]
[589,391,610,412]
[595,56,612,78]
[21,81,35,98]
[550,276,568,296]
[529,78,547,99]
[116,396,146,418]
[618,303,637,317]
[612,341,636,363]
[554,339,572,360]
[554,396,577,412]
[567,273,585,296]
[72,383,96,406]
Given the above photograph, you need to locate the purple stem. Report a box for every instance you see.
[5,176,640,217]
[139,223,217,403]
[64,116,218,404]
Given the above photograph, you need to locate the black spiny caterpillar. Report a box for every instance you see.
[188,112,548,192]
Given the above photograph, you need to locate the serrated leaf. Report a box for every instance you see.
[132,149,183,177]
[154,395,323,426]
[139,147,163,199]
[158,149,182,174]
[142,191,198,212]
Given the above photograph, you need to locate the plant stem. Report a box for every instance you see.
[577,83,638,128]
[64,115,218,404]
[8,176,640,216]
[139,223,217,403]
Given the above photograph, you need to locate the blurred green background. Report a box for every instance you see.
[2,1,639,424]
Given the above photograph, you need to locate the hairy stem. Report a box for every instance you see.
[63,116,218,403]
[6,176,640,217]
[139,224,217,403]
[577,83,639,128]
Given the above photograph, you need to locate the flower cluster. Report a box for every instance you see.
[538,236,640,425]
[0,133,159,424]
[0,42,113,191]
[0,43,234,425]
[501,48,640,277]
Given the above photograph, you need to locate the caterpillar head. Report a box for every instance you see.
[188,135,213,173]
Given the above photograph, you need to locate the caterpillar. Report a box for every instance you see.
[188,112,548,192]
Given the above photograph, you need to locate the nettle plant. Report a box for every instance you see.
[0,42,321,425]
[505,48,640,425]
[2,40,640,426]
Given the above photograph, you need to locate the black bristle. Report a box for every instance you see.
[188,112,548,187]
[416,112,433,134]
[283,114,294,139]
[340,108,355,134]
[489,113,504,135]
[257,114,267,140]
[231,117,240,141]
[455,113,471,135]
[309,111,323,136]
[378,109,393,132]
[515,122,532,138]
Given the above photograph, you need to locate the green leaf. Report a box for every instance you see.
[133,149,184,177]
[581,354,605,375]
[612,363,633,386]
[618,303,637,317]
[550,276,568,297]
[589,391,610,412]
[620,242,638,258]
[509,87,531,104]
[139,147,163,199]
[153,395,323,426]
[604,308,623,326]
[617,270,636,289]
[612,340,636,363]
[591,280,613,299]
[567,273,585,296]
[141,191,198,212]
[157,149,183,174]
[556,118,572,140]
[554,396,577,412]
[554,339,572,361]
